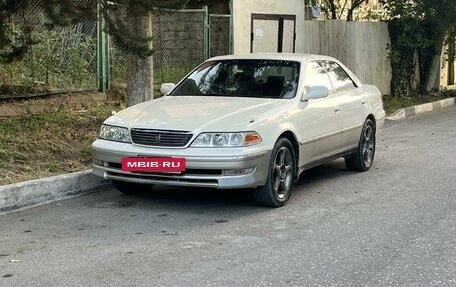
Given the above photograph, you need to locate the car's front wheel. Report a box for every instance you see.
[112,180,154,195]
[345,119,376,171]
[253,138,296,207]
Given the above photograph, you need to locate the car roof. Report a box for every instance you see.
[208,53,337,63]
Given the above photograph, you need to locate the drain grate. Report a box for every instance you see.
[86,200,135,209]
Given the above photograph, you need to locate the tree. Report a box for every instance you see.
[0,0,189,106]
[346,0,367,21]
[312,0,368,20]
[381,0,456,94]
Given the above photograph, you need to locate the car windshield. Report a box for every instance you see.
[170,60,300,99]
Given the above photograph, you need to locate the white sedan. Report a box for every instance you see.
[92,53,385,207]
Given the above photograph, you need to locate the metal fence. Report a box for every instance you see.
[210,14,232,57]
[0,2,231,99]
[0,0,98,98]
[109,8,232,97]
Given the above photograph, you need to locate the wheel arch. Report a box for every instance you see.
[366,114,376,130]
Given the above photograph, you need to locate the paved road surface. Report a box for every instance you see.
[1,106,455,287]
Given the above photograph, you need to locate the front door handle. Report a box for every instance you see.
[334,106,341,113]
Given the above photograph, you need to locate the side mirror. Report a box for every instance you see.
[302,86,329,101]
[160,83,176,95]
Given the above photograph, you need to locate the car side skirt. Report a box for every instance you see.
[297,148,357,178]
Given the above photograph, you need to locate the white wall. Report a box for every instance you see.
[231,0,305,54]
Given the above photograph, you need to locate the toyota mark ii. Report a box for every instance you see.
[92,54,385,207]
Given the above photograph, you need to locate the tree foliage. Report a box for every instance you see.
[311,0,367,20]
[380,0,456,96]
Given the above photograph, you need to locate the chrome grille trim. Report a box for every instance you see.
[130,129,193,147]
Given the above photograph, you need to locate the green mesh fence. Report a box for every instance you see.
[0,2,231,98]
[209,14,231,57]
[0,0,98,97]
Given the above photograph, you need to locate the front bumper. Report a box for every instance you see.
[91,139,271,189]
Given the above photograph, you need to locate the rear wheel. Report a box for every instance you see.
[345,119,376,171]
[253,138,296,207]
[112,180,154,195]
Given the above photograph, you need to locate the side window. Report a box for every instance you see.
[304,61,333,92]
[322,61,356,92]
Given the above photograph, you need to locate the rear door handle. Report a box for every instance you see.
[361,100,367,105]
[334,106,341,113]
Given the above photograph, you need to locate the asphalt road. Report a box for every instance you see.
[1,106,455,287]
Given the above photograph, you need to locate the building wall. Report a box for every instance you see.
[231,0,305,54]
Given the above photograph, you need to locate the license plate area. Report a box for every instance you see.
[121,157,186,173]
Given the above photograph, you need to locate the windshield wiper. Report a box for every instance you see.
[203,93,234,97]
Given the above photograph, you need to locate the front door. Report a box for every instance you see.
[298,61,342,165]
[251,14,296,53]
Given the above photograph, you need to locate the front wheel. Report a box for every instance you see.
[112,180,154,195]
[345,119,376,171]
[253,138,296,207]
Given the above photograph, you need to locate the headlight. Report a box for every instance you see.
[191,132,262,147]
[98,125,131,143]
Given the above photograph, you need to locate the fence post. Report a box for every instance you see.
[97,0,108,92]
[105,33,111,90]
[203,5,210,60]
[229,14,233,54]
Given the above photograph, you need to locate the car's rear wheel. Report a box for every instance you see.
[253,138,296,207]
[112,180,154,195]
[345,119,376,171]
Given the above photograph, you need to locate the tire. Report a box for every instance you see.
[112,180,154,195]
[345,119,376,171]
[253,138,296,207]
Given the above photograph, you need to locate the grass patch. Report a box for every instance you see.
[0,102,118,185]
[383,90,455,115]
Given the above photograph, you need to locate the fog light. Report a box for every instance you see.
[223,168,255,176]
[93,160,103,166]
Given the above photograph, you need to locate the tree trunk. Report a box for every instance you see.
[126,11,154,107]
[425,37,445,92]
[346,8,353,21]
[328,1,337,19]
[425,55,441,92]
[448,32,455,85]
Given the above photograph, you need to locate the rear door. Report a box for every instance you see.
[322,61,366,151]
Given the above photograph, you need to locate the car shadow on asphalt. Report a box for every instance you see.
[111,158,356,209]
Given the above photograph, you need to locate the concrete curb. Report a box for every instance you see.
[0,169,110,213]
[387,97,456,121]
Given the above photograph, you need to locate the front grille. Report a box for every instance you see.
[131,129,193,147]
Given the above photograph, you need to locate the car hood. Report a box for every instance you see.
[106,96,287,132]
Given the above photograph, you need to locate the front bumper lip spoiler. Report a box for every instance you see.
[104,172,219,188]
